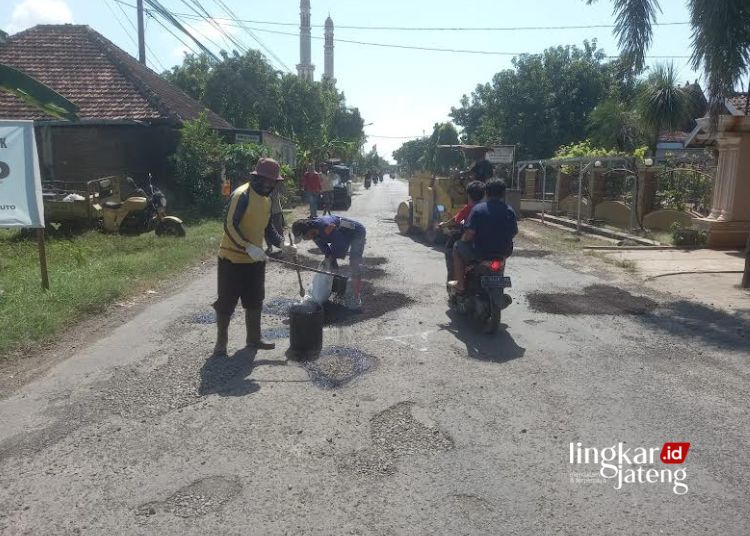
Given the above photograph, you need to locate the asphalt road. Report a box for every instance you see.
[1,179,749,535]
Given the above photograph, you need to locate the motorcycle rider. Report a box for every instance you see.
[449,178,517,293]
[292,215,367,310]
[213,158,297,357]
[439,180,486,282]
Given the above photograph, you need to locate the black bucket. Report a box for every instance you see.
[289,303,324,359]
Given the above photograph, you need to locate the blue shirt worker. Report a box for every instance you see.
[449,178,518,293]
[292,215,367,310]
[213,158,297,357]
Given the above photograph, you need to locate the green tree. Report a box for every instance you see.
[163,53,212,101]
[393,137,431,176]
[587,98,643,152]
[423,123,463,175]
[450,41,611,159]
[171,114,226,216]
[637,63,691,154]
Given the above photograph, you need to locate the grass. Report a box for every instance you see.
[0,220,222,358]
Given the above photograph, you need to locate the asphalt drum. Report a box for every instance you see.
[289,302,324,359]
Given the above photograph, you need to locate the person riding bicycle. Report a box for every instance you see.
[449,178,517,293]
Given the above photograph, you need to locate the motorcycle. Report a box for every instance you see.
[364,174,372,189]
[447,255,511,334]
[101,175,186,237]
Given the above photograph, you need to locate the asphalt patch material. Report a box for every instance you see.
[263,297,300,317]
[136,476,242,518]
[191,311,217,324]
[302,346,377,389]
[527,285,658,315]
[323,283,414,326]
[369,401,454,456]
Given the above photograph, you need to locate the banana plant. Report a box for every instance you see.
[0,63,79,121]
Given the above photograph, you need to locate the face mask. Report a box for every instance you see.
[251,176,274,197]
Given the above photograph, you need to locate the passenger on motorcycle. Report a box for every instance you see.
[449,178,517,293]
[292,215,367,310]
[439,180,486,281]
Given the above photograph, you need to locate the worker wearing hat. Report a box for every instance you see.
[213,157,297,356]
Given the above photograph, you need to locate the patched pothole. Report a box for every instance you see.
[369,401,454,456]
[136,476,242,518]
[527,285,658,315]
[302,346,377,389]
[191,311,217,324]
[337,401,454,476]
[263,297,300,317]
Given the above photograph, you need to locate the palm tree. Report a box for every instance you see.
[588,0,750,123]
[587,97,643,152]
[637,63,690,154]
[589,0,750,287]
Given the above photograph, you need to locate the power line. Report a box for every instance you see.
[108,0,168,71]
[143,0,219,61]
[145,10,200,59]
[111,3,689,32]
[210,0,292,72]
[236,26,693,59]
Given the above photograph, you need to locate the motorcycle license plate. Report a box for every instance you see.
[481,276,512,289]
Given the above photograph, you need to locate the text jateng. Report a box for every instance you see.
[569,441,690,495]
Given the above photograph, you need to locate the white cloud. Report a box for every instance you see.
[171,18,239,60]
[5,0,73,34]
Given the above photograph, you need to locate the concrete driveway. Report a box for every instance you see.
[1,179,748,535]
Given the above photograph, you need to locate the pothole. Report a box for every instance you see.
[527,284,658,315]
[369,401,454,456]
[136,476,242,518]
[262,326,290,340]
[323,284,414,326]
[302,346,377,389]
[191,311,217,324]
[263,297,300,317]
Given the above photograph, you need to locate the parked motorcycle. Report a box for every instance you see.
[102,175,185,237]
[447,256,511,334]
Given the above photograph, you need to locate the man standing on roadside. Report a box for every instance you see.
[213,157,297,357]
[319,162,335,216]
[301,164,321,218]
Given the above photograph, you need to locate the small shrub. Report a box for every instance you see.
[670,222,707,246]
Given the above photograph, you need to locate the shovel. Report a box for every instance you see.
[290,232,305,298]
[267,256,349,295]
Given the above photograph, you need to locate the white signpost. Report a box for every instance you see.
[486,145,515,165]
[0,120,49,289]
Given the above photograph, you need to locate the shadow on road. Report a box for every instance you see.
[639,300,749,352]
[440,310,526,363]
[199,349,263,397]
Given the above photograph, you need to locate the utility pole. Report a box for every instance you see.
[137,0,146,64]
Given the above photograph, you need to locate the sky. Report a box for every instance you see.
[1,0,703,162]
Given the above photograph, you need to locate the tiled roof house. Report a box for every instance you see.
[0,24,233,183]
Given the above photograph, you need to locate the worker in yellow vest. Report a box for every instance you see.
[213,158,296,356]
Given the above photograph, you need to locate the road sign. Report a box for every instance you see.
[0,120,44,228]
[487,145,515,165]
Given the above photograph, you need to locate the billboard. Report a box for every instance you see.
[487,145,515,165]
[0,120,44,228]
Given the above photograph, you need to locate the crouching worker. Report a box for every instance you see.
[213,158,297,357]
[292,216,366,310]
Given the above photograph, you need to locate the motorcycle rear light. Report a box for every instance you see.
[490,260,504,271]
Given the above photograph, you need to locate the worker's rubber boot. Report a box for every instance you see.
[212,314,231,357]
[245,308,275,350]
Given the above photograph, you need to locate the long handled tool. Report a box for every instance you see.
[290,232,305,298]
